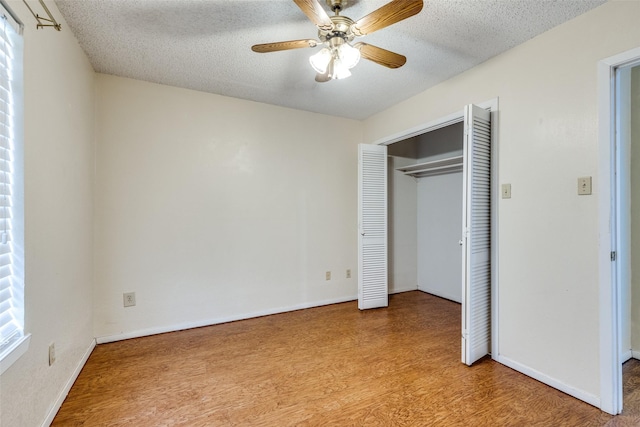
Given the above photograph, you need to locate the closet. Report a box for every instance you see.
[388,122,464,303]
[358,102,494,366]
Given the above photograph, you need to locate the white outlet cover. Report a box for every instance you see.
[123,292,136,307]
[501,183,511,199]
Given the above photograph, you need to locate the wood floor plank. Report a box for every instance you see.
[52,291,632,426]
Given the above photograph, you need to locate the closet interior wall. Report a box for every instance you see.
[387,123,464,301]
[388,138,418,294]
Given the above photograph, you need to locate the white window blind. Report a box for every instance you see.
[0,0,24,363]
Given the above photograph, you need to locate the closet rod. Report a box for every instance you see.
[404,164,463,178]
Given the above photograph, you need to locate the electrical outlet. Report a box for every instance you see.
[123,292,136,307]
[49,342,55,366]
[346,269,351,279]
[325,271,331,281]
[501,183,511,199]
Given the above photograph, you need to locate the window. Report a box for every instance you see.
[0,0,25,375]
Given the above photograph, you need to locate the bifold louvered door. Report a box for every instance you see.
[462,104,492,365]
[358,144,388,310]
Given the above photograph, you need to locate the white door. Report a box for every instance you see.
[461,104,492,365]
[358,144,388,310]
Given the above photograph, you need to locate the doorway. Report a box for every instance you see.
[619,62,640,407]
[598,47,640,415]
[387,120,464,303]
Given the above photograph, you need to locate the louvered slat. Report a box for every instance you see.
[358,144,388,310]
[462,104,492,365]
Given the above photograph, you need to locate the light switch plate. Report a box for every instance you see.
[501,184,511,199]
[578,177,592,195]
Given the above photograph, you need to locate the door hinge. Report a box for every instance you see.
[611,251,617,261]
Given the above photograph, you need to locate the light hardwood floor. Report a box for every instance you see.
[53,291,638,426]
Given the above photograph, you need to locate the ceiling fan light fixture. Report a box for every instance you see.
[310,47,332,73]
[337,42,360,69]
[310,39,359,80]
[314,55,351,81]
[332,57,351,79]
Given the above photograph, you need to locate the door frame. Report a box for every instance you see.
[598,47,640,415]
[371,98,499,359]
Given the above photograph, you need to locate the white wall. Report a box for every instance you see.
[388,155,417,293]
[363,0,640,403]
[417,173,462,302]
[416,124,463,303]
[0,1,95,426]
[93,74,362,340]
[631,66,640,352]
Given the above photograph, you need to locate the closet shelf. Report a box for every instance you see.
[396,155,463,178]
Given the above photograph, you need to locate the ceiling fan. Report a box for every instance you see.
[251,0,423,82]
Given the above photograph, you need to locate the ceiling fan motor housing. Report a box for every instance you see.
[318,15,356,43]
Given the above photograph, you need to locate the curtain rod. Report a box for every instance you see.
[22,0,61,31]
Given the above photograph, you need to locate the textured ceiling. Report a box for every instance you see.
[54,0,607,120]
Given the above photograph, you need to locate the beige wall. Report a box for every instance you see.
[631,66,640,351]
[93,75,362,340]
[0,1,95,426]
[363,0,640,401]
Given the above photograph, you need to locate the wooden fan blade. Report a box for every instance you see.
[351,0,423,36]
[293,0,333,31]
[251,39,318,53]
[355,42,406,68]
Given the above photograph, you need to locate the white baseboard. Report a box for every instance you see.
[496,355,600,408]
[42,338,96,427]
[417,287,462,304]
[96,287,431,344]
[389,285,419,294]
[620,349,640,362]
[96,295,358,344]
